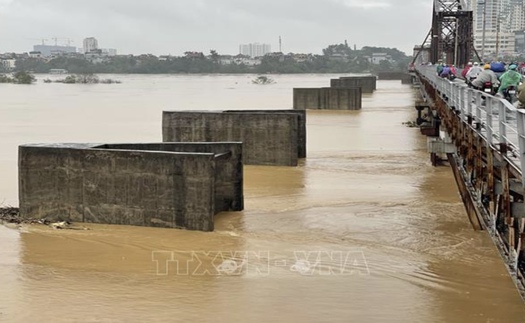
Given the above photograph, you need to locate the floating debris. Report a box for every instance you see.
[0,207,23,224]
[0,207,90,230]
[252,75,275,85]
[50,221,69,230]
[402,121,419,128]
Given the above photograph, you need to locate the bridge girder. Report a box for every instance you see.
[430,0,475,66]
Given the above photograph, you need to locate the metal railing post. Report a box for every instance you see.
[467,88,473,121]
[517,110,525,190]
[449,82,458,109]
[459,87,466,119]
[476,92,482,129]
[499,101,507,156]
[486,98,493,146]
[449,81,453,105]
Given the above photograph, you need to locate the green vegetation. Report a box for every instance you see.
[62,74,98,84]
[13,44,412,75]
[0,71,36,84]
[53,74,121,84]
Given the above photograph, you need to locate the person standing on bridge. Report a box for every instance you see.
[471,64,499,90]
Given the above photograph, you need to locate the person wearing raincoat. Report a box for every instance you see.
[498,64,523,95]
[466,62,483,81]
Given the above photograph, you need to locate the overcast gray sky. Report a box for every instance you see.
[0,0,432,56]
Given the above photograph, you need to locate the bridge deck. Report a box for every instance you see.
[418,66,525,178]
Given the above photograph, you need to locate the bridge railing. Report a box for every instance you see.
[416,66,525,186]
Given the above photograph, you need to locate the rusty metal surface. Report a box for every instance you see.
[415,66,525,300]
[430,0,475,65]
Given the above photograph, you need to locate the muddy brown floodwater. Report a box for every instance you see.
[0,75,524,322]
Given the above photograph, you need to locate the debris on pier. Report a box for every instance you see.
[0,207,89,230]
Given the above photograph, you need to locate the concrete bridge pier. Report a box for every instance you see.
[293,87,362,110]
[18,142,244,232]
[330,76,376,93]
[376,71,413,84]
[162,110,306,166]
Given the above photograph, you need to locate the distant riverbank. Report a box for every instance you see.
[10,54,411,75]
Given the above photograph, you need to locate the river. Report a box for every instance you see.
[0,74,524,322]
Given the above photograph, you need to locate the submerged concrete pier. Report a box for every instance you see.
[163,110,306,166]
[330,76,377,93]
[19,142,243,232]
[293,87,362,110]
[376,71,413,84]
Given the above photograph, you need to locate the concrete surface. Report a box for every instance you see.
[18,142,243,232]
[162,110,305,166]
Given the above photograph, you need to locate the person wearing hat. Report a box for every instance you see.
[498,64,523,96]
[471,63,499,90]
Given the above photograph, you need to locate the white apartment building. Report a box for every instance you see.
[468,0,525,58]
[83,37,99,53]
[369,53,393,65]
[101,48,117,56]
[239,43,271,58]
[0,59,16,70]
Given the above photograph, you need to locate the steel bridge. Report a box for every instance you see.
[414,0,478,66]
[414,67,525,299]
[411,0,525,300]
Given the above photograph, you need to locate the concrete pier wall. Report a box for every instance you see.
[162,110,305,166]
[18,143,243,232]
[376,71,413,84]
[330,76,376,93]
[293,88,362,110]
[222,110,307,159]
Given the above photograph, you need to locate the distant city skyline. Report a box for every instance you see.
[239,43,272,57]
[26,37,117,57]
[10,36,411,57]
[0,0,433,56]
[83,37,98,54]
[467,0,525,56]
[32,44,76,57]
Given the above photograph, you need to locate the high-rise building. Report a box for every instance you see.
[239,43,271,58]
[101,48,117,56]
[515,29,525,52]
[33,44,77,57]
[468,0,525,58]
[83,37,99,53]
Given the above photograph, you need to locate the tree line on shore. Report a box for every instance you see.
[4,44,412,75]
[43,74,121,84]
[0,71,35,84]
